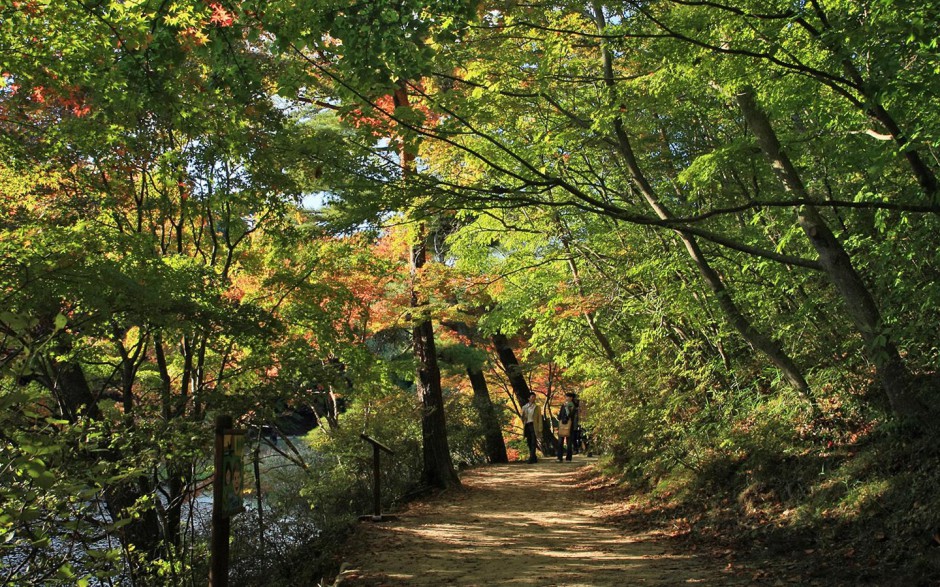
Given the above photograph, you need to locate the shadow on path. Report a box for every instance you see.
[334,458,744,586]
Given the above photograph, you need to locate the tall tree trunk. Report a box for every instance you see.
[323,357,351,430]
[491,333,556,456]
[735,88,924,422]
[412,279,460,487]
[491,333,534,408]
[442,320,509,463]
[162,468,185,551]
[396,84,460,488]
[592,4,814,402]
[466,366,509,463]
[253,438,265,551]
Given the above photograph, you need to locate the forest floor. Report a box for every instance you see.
[330,457,758,586]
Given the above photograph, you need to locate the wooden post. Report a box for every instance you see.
[372,443,382,519]
[359,434,395,522]
[209,415,232,587]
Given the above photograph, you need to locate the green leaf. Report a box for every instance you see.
[54,313,68,331]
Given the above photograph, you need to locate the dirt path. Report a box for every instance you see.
[333,458,745,586]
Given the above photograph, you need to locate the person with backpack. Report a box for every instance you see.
[556,392,578,462]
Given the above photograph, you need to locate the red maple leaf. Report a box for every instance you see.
[209,3,235,27]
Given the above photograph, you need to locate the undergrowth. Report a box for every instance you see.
[225,388,487,586]
[599,395,940,586]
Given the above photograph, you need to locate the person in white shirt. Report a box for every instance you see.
[521,393,542,463]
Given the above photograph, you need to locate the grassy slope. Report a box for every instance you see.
[597,423,940,586]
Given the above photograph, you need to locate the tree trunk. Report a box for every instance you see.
[466,366,509,463]
[491,333,534,408]
[412,286,461,488]
[103,480,164,575]
[736,88,924,422]
[323,357,351,429]
[396,84,460,489]
[163,468,185,551]
[441,320,509,464]
[491,333,556,456]
[253,438,265,551]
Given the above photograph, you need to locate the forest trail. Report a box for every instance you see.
[332,458,745,586]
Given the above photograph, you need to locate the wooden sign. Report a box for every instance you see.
[220,429,246,518]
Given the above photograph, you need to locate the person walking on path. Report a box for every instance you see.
[556,392,578,462]
[521,392,542,463]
